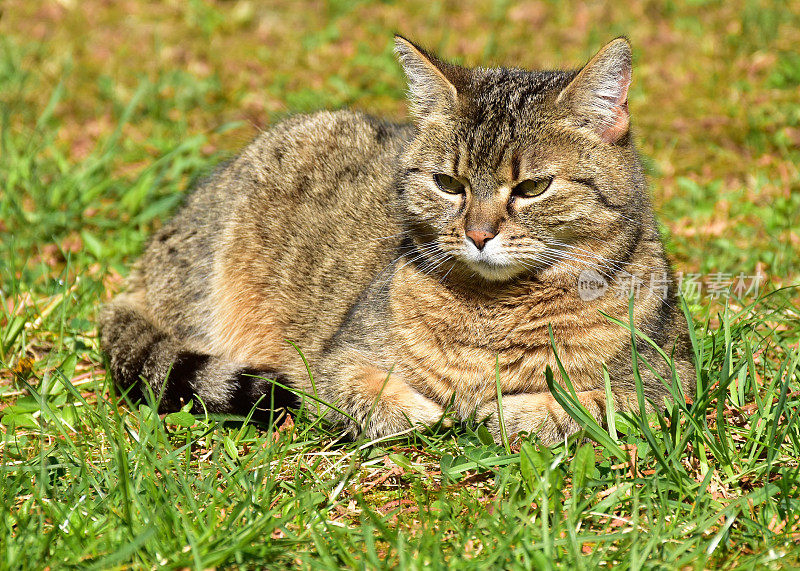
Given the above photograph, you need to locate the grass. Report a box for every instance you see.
[1,0,799,568]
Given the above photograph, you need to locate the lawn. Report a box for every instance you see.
[1,1,799,568]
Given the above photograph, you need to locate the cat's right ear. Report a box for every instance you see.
[394,35,462,120]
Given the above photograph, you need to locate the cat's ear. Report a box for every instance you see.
[394,35,462,119]
[557,38,632,144]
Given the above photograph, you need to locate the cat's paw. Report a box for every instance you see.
[404,390,452,429]
[479,390,608,445]
[360,391,450,440]
[345,363,450,438]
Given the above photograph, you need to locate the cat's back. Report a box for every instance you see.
[132,110,411,367]
[203,110,413,367]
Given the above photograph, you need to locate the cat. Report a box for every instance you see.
[99,36,695,444]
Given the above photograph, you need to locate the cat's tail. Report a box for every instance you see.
[98,297,297,418]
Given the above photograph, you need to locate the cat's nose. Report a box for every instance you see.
[466,229,496,251]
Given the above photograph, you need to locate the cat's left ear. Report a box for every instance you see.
[557,38,632,144]
[394,35,463,120]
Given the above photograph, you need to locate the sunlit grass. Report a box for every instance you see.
[1,0,799,567]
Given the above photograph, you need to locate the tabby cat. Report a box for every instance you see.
[99,36,695,444]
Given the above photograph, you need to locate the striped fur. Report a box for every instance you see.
[100,37,694,443]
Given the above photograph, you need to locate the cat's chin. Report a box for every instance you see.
[466,260,527,282]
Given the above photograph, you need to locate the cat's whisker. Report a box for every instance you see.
[418,261,449,279]
[610,212,640,226]
[374,246,436,293]
[541,248,638,280]
[550,251,677,306]
[527,248,676,309]
[421,253,455,278]
[439,260,457,284]
[415,247,454,272]
[541,242,634,273]
[415,251,447,270]
[383,240,439,270]
[518,254,594,279]
[527,248,595,268]
[525,250,619,282]
[544,239,657,275]
[375,240,449,294]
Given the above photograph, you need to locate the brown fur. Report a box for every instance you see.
[99,37,695,445]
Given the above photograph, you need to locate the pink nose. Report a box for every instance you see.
[466,229,496,250]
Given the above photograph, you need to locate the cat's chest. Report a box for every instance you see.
[390,282,561,364]
[388,266,629,412]
[389,265,571,346]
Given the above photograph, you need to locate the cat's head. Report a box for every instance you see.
[395,36,652,285]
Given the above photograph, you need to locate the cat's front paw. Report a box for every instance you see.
[344,363,451,439]
[360,390,450,440]
[479,390,607,445]
[405,390,452,428]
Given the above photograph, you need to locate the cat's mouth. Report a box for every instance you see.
[460,238,527,282]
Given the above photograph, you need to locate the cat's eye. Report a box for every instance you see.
[511,177,553,198]
[433,173,466,194]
